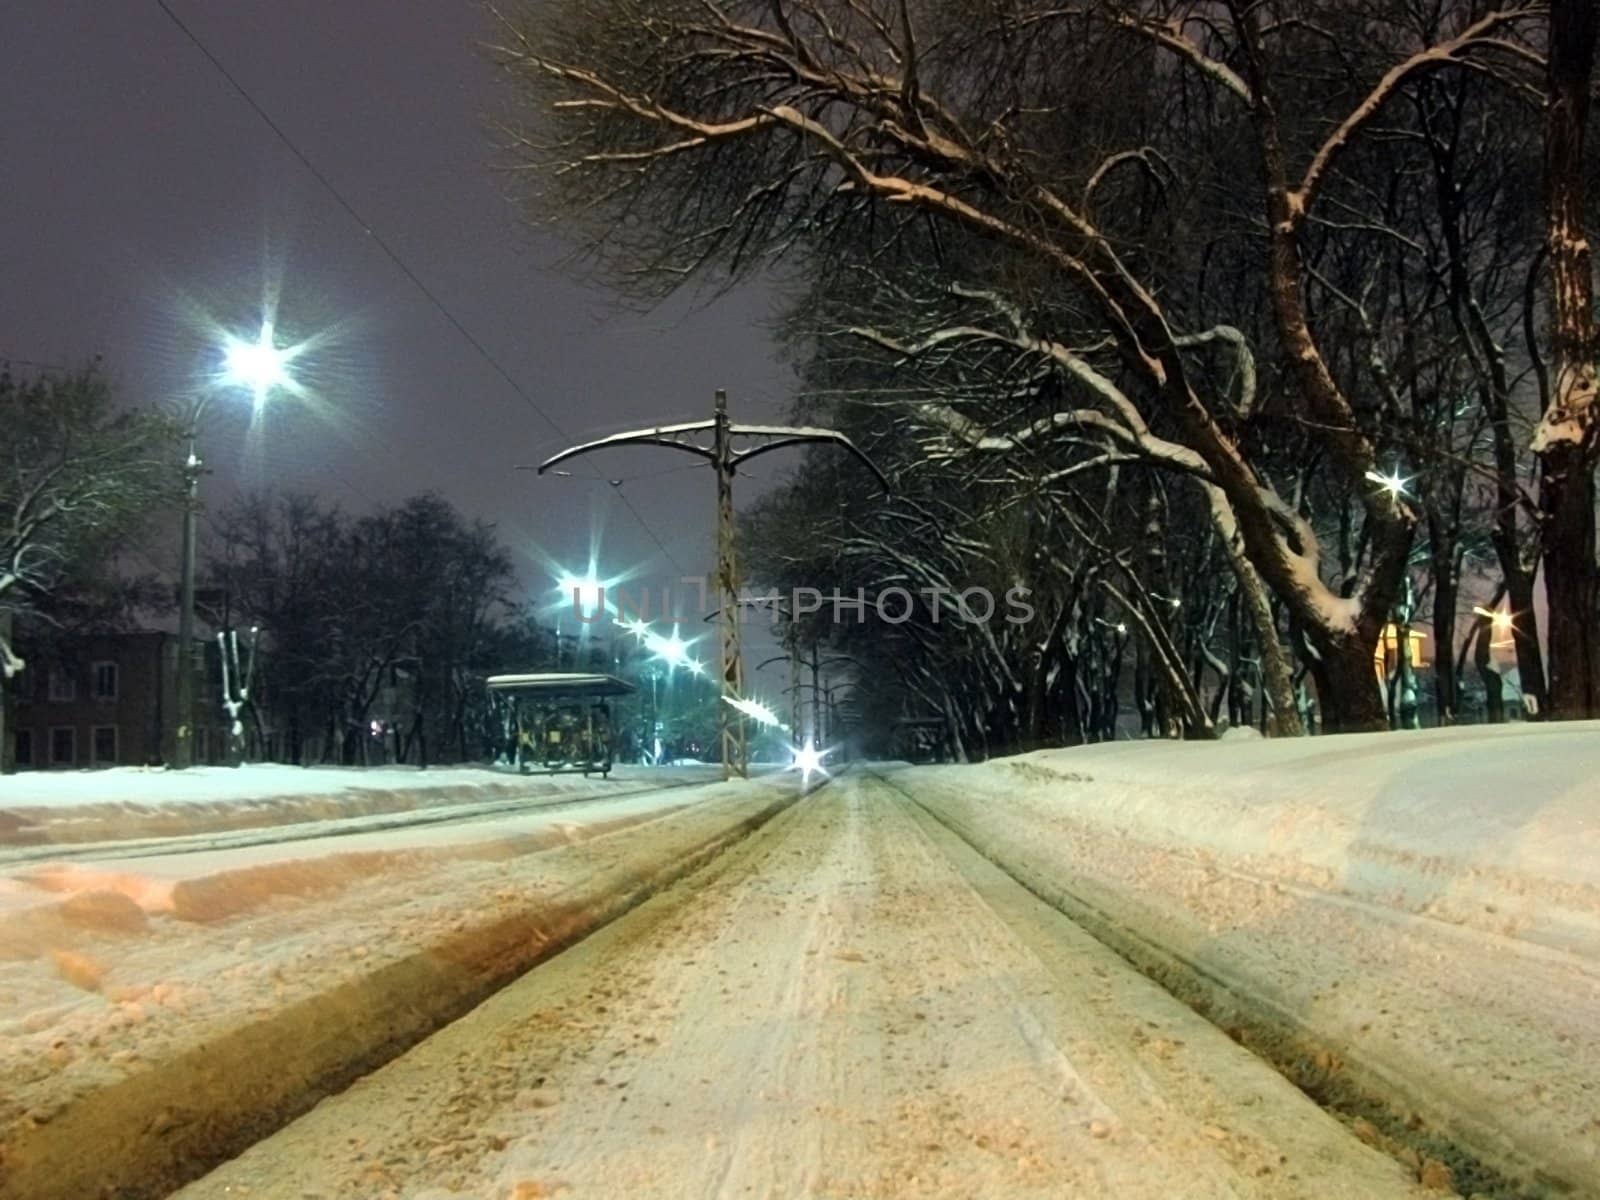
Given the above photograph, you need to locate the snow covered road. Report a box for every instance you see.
[0,775,800,1199]
[179,774,1429,1200]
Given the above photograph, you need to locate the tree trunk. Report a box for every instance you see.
[1475,618,1506,725]
[1432,569,1458,726]
[1308,630,1389,734]
[1212,494,1303,735]
[1536,0,1600,719]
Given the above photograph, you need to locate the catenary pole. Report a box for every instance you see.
[533,390,889,781]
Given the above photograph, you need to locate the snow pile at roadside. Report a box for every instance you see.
[0,762,720,809]
[0,777,800,1199]
[901,723,1600,1195]
[0,763,723,846]
[950,723,1600,954]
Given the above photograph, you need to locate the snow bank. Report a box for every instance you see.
[976,722,1600,953]
[0,763,723,846]
[900,723,1600,1195]
[0,777,800,1199]
[0,762,719,809]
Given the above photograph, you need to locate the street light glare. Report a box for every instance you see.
[1364,468,1412,499]
[222,322,296,406]
[1473,605,1514,631]
[723,695,785,729]
[648,626,694,668]
[557,571,606,614]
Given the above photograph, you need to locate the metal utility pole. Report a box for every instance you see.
[174,428,206,769]
[536,389,888,781]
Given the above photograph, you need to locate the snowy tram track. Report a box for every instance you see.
[0,774,726,869]
[0,779,806,1200]
[179,773,1429,1200]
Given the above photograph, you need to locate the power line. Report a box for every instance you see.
[151,0,688,576]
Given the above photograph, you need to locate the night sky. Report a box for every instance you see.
[3,2,796,655]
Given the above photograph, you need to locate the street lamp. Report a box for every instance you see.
[557,570,606,617]
[172,321,298,769]
[1365,467,1413,499]
[1473,605,1513,631]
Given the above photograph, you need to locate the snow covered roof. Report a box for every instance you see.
[485,672,636,698]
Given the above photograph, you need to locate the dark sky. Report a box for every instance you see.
[2,1,796,658]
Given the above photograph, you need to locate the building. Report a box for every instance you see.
[1375,624,1429,679]
[9,631,229,770]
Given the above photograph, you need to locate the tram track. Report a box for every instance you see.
[173,770,1433,1200]
[0,776,808,1200]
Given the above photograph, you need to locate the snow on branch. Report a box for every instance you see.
[1172,325,1257,417]
[1292,9,1544,223]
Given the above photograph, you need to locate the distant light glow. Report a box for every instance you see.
[792,743,825,774]
[647,625,694,668]
[723,695,786,729]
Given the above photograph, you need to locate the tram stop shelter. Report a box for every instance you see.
[487,672,636,777]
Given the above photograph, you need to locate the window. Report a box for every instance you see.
[14,729,32,767]
[93,725,118,765]
[93,661,118,700]
[48,668,76,703]
[50,727,75,767]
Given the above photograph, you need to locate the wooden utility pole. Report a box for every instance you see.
[536,390,888,781]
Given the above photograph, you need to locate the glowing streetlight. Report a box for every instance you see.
[723,694,786,729]
[1473,605,1513,631]
[221,321,299,409]
[172,321,302,768]
[647,625,693,668]
[791,741,826,786]
[556,570,607,617]
[1365,468,1412,499]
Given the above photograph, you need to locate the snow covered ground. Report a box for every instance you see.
[900,721,1600,1196]
[178,777,1430,1200]
[0,774,800,1199]
[2,725,1593,1197]
[0,762,723,846]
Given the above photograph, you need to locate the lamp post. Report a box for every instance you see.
[172,322,296,769]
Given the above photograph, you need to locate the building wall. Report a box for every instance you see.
[10,632,228,770]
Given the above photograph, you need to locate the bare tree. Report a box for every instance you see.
[493,0,1545,731]
[0,364,176,772]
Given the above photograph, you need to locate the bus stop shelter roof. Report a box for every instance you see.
[486,672,637,698]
